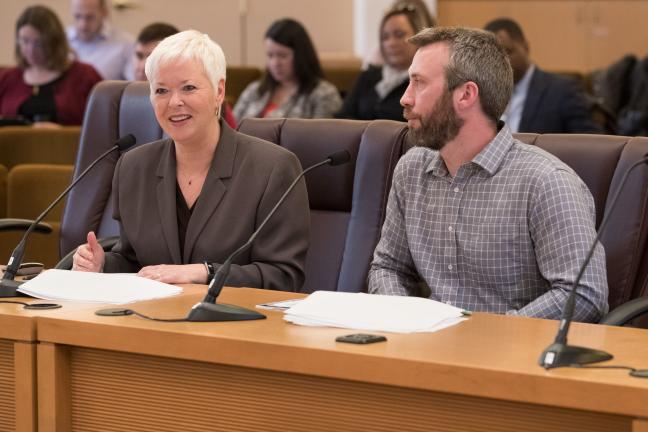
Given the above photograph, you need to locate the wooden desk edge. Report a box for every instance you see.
[33,313,648,420]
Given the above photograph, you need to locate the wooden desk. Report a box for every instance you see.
[36,287,648,432]
[0,285,207,432]
[0,299,39,432]
[0,297,107,432]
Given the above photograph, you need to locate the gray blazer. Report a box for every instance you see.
[233,79,342,120]
[103,122,310,292]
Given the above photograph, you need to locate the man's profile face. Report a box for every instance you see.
[133,40,160,81]
[71,0,106,42]
[494,30,530,84]
[401,43,463,151]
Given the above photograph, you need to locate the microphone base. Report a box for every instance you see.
[539,342,613,369]
[186,301,266,322]
[0,279,25,298]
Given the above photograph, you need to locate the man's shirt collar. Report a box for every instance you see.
[471,123,515,176]
[424,122,515,177]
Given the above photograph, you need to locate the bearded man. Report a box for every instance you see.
[368,27,608,322]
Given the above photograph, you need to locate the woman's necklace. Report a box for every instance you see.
[178,166,210,186]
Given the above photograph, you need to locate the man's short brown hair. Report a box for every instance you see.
[409,26,513,125]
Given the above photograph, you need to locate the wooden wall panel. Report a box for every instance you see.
[0,340,16,432]
[587,1,648,70]
[14,342,36,432]
[437,0,648,72]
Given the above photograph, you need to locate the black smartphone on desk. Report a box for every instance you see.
[336,333,387,344]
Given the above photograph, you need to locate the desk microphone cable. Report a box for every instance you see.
[95,307,188,322]
[572,363,648,378]
[0,300,61,309]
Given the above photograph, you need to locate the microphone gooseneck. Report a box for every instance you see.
[202,150,351,304]
[539,154,648,369]
[186,150,351,322]
[0,134,136,297]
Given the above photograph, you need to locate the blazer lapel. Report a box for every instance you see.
[182,123,237,263]
[156,140,182,264]
[520,68,549,132]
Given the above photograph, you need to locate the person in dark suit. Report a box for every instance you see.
[72,30,310,291]
[484,18,602,134]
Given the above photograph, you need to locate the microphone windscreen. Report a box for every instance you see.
[327,150,351,166]
[116,134,137,151]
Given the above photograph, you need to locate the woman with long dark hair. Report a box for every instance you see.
[233,18,341,120]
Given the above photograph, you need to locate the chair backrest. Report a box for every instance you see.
[60,81,162,257]
[0,126,80,170]
[322,65,362,98]
[2,164,73,267]
[225,66,262,106]
[239,118,406,293]
[514,133,648,310]
[0,164,6,219]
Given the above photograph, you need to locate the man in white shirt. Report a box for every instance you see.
[67,0,134,80]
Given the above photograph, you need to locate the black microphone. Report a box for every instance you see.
[0,134,136,298]
[539,154,648,369]
[186,150,351,322]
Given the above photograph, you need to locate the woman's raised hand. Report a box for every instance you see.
[72,231,105,272]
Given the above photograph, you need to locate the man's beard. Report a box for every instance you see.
[406,90,464,151]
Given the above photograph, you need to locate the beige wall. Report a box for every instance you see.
[0,0,355,67]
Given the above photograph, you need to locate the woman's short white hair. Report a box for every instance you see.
[145,29,226,90]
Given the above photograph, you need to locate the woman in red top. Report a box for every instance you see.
[0,5,102,126]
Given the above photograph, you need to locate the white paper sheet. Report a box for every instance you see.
[17,269,183,304]
[256,298,303,311]
[284,291,468,333]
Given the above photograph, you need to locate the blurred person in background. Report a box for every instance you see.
[234,18,341,121]
[484,17,602,134]
[0,5,102,126]
[132,22,179,82]
[363,0,436,69]
[67,0,133,80]
[337,3,432,121]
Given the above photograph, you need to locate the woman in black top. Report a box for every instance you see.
[336,4,431,121]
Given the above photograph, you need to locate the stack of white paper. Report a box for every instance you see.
[18,269,183,304]
[284,291,467,333]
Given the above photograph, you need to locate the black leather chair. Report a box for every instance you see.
[59,81,163,259]
[239,118,406,293]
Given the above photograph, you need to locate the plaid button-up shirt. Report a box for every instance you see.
[369,126,608,322]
